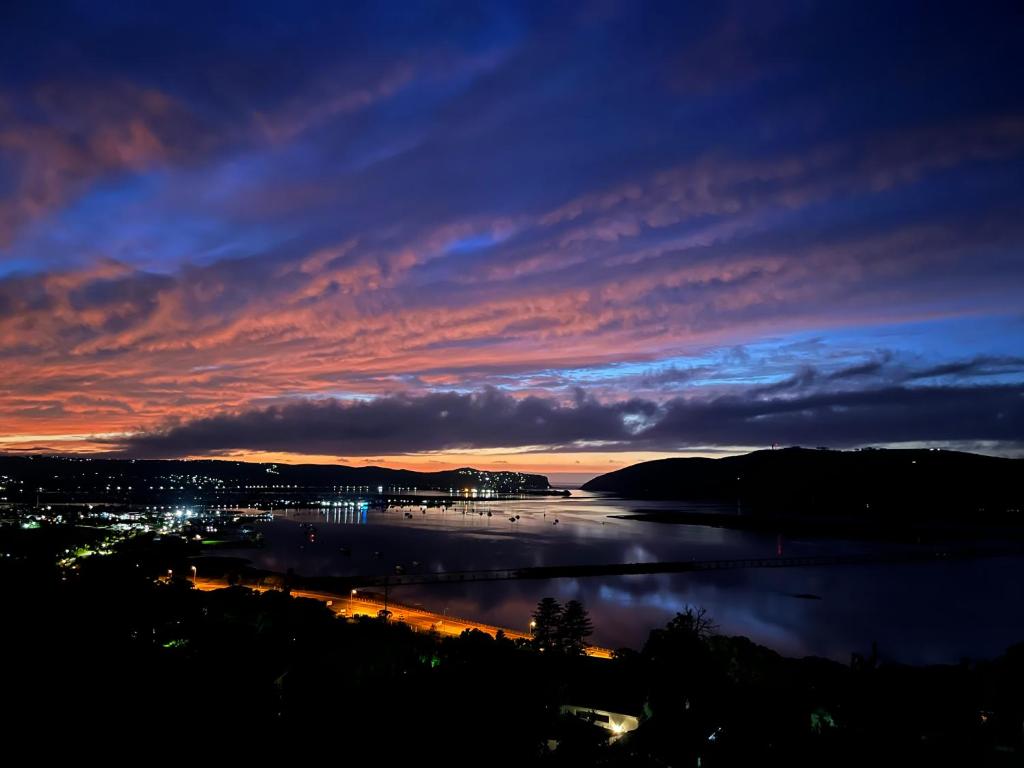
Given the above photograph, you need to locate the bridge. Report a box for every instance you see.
[344,545,1023,589]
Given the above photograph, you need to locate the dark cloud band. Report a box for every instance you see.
[110,383,1024,458]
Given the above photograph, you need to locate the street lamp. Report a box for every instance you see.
[191,565,197,584]
[350,589,356,614]
[529,619,536,636]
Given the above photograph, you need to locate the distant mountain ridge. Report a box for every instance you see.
[582,448,1023,519]
[0,454,550,494]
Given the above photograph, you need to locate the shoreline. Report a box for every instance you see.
[609,508,1024,543]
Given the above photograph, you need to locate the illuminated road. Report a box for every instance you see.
[192,577,613,659]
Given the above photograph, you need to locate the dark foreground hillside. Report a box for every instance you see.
[582,448,1023,521]
[2,527,1022,765]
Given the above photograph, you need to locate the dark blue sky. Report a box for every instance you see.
[0,1,1021,470]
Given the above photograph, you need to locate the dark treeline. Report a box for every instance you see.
[2,531,1021,765]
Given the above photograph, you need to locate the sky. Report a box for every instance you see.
[0,1,1022,478]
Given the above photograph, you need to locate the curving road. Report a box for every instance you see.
[192,576,614,659]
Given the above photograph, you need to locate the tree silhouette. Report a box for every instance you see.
[531,597,562,650]
[666,606,717,641]
[559,599,593,655]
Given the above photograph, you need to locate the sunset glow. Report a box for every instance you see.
[1,3,1021,475]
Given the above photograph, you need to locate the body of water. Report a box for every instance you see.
[222,491,1024,664]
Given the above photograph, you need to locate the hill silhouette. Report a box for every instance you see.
[582,448,1023,521]
[0,454,550,496]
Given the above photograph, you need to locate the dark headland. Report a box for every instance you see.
[582,447,1024,534]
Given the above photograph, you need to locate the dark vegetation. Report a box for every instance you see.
[2,526,1021,765]
[583,447,1024,523]
[531,596,595,655]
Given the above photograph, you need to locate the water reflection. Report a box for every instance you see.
[227,492,1024,664]
[316,502,368,525]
